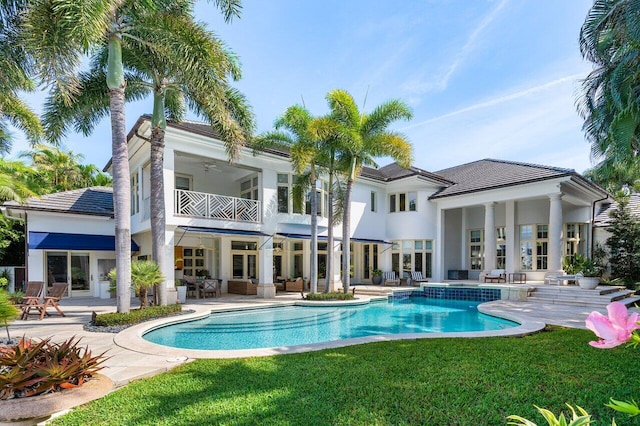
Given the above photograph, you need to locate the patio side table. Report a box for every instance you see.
[508,272,526,284]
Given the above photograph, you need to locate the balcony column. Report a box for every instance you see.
[257,235,275,298]
[483,202,496,277]
[548,192,563,273]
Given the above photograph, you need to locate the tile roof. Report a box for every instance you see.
[593,193,640,227]
[430,159,575,199]
[4,187,114,217]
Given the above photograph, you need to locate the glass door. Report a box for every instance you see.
[361,244,379,281]
[46,252,91,297]
[70,253,90,296]
[47,252,68,288]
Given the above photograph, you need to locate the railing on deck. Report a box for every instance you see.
[174,189,261,223]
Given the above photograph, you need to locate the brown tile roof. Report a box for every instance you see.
[430,159,576,199]
[3,187,114,217]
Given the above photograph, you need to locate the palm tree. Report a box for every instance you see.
[20,145,87,192]
[20,0,242,312]
[0,158,39,202]
[254,105,323,293]
[0,0,42,154]
[42,5,253,306]
[578,0,640,188]
[324,90,413,293]
[309,117,350,292]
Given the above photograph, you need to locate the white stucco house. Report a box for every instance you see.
[2,115,611,299]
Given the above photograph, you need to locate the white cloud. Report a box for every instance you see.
[401,0,509,94]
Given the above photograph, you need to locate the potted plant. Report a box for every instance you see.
[569,253,603,290]
[371,269,383,285]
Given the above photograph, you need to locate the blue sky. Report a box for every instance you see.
[9,0,595,174]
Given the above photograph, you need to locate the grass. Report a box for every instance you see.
[51,327,639,425]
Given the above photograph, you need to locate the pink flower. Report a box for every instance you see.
[586,302,640,348]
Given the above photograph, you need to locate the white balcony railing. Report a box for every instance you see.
[174,189,261,223]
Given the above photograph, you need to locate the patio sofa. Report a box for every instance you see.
[227,279,258,295]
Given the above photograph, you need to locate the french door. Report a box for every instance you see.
[46,252,90,297]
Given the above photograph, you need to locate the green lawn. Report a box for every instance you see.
[52,327,639,425]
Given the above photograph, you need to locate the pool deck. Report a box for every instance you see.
[7,286,630,389]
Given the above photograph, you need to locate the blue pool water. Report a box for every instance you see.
[143,297,518,350]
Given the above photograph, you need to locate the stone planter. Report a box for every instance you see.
[0,374,113,425]
[579,277,600,290]
[372,274,383,285]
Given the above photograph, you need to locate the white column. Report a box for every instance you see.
[435,206,445,281]
[505,200,516,274]
[548,193,563,273]
[164,228,177,304]
[257,236,275,298]
[483,202,496,275]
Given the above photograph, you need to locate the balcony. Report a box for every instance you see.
[174,189,261,223]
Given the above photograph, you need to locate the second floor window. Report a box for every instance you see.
[240,176,259,200]
[130,172,139,215]
[277,174,328,217]
[388,192,417,213]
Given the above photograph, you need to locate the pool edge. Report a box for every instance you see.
[113,299,546,359]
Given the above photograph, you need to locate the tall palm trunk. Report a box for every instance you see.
[150,89,167,305]
[324,154,335,293]
[108,33,131,313]
[342,160,356,294]
[310,166,318,293]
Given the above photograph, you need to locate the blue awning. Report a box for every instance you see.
[350,237,391,244]
[29,232,140,251]
[177,226,269,237]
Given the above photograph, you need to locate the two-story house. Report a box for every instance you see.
[2,115,610,299]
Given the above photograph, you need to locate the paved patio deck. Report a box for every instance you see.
[7,287,621,389]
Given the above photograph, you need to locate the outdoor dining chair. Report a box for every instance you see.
[37,282,68,320]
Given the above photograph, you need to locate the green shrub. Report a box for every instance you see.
[304,292,355,301]
[0,336,106,400]
[0,289,19,341]
[93,304,182,327]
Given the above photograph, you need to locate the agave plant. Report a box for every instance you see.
[0,337,106,400]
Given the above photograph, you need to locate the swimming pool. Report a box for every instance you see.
[143,296,518,351]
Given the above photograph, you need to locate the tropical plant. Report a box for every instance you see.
[564,253,604,278]
[41,2,252,306]
[323,89,413,293]
[605,194,640,289]
[0,1,42,154]
[0,289,19,342]
[254,105,323,293]
[109,260,164,308]
[0,336,106,400]
[578,0,640,190]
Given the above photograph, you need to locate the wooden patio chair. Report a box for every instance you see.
[19,281,44,320]
[38,282,68,320]
[200,279,221,298]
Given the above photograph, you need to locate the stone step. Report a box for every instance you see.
[622,296,640,308]
[531,285,626,296]
[527,285,638,308]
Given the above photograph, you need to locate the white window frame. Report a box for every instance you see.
[469,229,483,270]
[388,192,417,213]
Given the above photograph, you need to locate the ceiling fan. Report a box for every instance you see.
[198,236,217,251]
[203,162,221,173]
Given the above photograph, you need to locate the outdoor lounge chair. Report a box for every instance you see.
[410,271,428,284]
[38,282,68,320]
[483,269,506,283]
[384,271,400,286]
[545,272,583,286]
[19,281,44,320]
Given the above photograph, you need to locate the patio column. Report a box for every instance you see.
[483,202,496,276]
[548,193,563,273]
[257,235,275,298]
